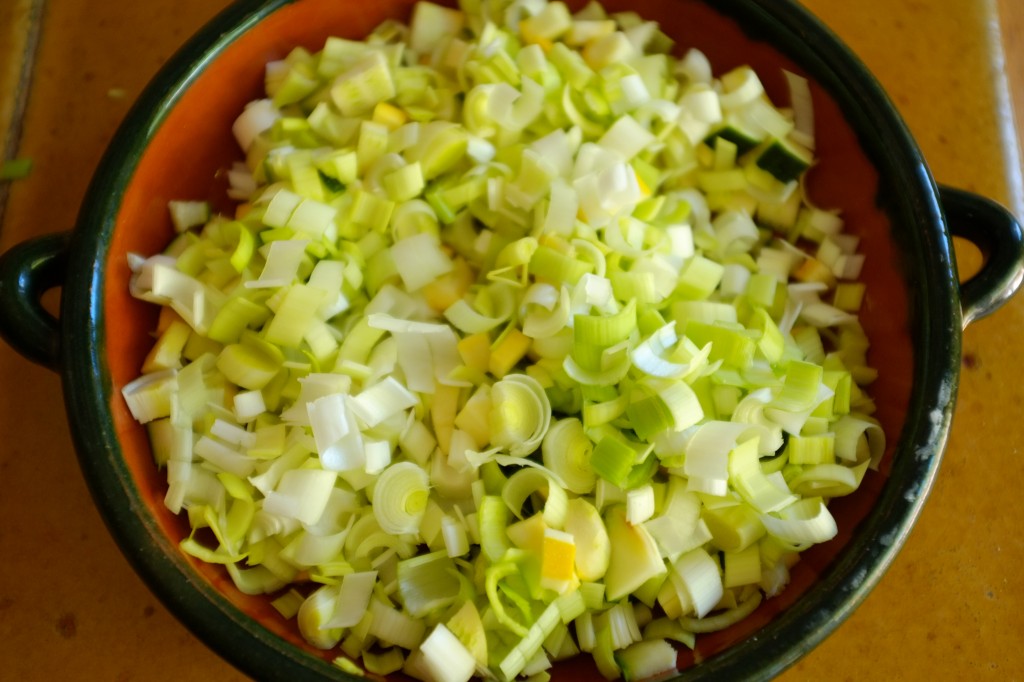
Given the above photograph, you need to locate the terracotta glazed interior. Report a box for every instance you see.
[102,0,913,676]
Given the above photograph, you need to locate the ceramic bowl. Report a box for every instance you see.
[1,0,1022,680]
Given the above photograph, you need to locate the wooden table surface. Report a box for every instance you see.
[1,0,1021,680]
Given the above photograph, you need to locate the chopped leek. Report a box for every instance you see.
[615,639,678,682]
[563,497,611,582]
[372,462,430,535]
[125,0,885,678]
[420,624,477,682]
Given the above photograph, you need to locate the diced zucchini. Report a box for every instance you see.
[754,136,813,182]
[703,122,762,155]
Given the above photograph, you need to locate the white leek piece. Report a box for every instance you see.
[391,232,454,291]
[671,548,723,619]
[308,393,365,472]
[233,99,280,151]
[761,497,838,545]
[350,376,418,428]
[420,624,477,682]
[262,468,336,525]
[372,462,430,535]
[489,373,552,457]
[297,584,344,649]
[541,418,596,494]
[324,571,377,628]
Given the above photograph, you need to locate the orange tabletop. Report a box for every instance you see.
[1,1,1021,680]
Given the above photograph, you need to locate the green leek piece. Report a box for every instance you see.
[615,639,678,682]
[626,379,703,440]
[530,245,595,286]
[330,50,396,117]
[675,255,724,299]
[216,340,282,390]
[685,321,756,369]
[592,624,621,680]
[382,161,425,202]
[590,435,639,487]
[478,495,510,563]
[208,295,271,344]
[446,600,488,668]
[786,433,836,465]
[0,157,33,180]
[676,590,762,633]
[397,551,461,617]
[263,284,328,348]
[702,502,765,552]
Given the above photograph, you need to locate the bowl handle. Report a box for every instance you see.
[0,232,69,370]
[941,186,1024,328]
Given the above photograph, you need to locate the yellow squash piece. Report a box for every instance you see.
[563,497,610,581]
[541,527,577,594]
[489,328,531,378]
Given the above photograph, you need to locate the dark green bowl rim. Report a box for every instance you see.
[62,0,958,680]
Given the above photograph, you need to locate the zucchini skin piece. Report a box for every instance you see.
[704,124,762,155]
[755,137,812,182]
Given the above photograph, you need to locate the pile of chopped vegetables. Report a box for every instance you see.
[122,0,886,679]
